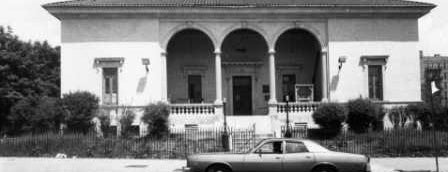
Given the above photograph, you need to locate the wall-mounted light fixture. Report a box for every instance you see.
[142,58,150,72]
[338,56,347,71]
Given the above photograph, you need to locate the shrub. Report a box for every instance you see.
[97,109,111,137]
[119,109,135,138]
[312,103,346,138]
[141,102,170,138]
[388,106,408,129]
[60,91,99,133]
[346,98,384,133]
[8,96,63,134]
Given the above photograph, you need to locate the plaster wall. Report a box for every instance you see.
[60,18,162,106]
[328,18,421,102]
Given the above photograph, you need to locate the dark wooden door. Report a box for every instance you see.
[233,76,252,115]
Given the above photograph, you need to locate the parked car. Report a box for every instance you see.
[184,138,370,172]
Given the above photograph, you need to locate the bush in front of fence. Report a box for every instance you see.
[312,103,346,138]
[141,102,170,138]
[61,91,99,134]
[346,98,384,133]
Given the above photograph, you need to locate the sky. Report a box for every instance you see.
[0,0,447,56]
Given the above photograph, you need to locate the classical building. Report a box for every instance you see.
[420,51,448,107]
[44,0,435,135]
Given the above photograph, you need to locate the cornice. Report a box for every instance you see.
[44,6,434,20]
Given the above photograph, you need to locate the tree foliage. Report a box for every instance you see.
[0,26,60,134]
[8,96,63,134]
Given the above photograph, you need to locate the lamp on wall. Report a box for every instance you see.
[338,56,347,71]
[142,58,150,72]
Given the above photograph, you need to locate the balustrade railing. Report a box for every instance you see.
[276,102,322,113]
[169,103,215,115]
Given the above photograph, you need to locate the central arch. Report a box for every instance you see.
[221,29,269,115]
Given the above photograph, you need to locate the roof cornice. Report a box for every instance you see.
[43,5,435,20]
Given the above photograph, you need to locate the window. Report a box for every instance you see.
[103,68,118,105]
[368,65,383,100]
[256,141,283,154]
[285,141,308,153]
[188,75,202,103]
[282,74,296,102]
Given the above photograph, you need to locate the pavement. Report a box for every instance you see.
[0,157,447,172]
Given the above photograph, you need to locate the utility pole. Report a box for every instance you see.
[284,95,292,138]
[222,98,229,151]
[427,68,440,172]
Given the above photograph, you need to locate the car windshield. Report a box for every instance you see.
[303,141,330,152]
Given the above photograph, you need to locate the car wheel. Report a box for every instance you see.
[207,165,231,172]
[312,166,336,172]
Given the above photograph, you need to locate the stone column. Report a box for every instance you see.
[268,49,280,137]
[161,51,168,102]
[268,49,277,105]
[214,49,224,117]
[321,48,329,102]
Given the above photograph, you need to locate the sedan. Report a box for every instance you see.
[185,138,370,172]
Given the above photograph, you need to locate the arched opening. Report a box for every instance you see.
[275,29,322,102]
[221,29,269,115]
[166,29,215,103]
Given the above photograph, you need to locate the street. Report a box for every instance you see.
[1,157,447,172]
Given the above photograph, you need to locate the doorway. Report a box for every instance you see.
[233,76,253,115]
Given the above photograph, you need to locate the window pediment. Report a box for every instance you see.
[94,57,124,68]
[360,55,388,66]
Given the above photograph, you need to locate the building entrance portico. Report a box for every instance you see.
[162,23,328,130]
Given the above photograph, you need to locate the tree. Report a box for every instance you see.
[0,26,60,134]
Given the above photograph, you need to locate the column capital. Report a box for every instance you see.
[269,49,276,55]
[214,48,221,55]
[321,46,328,53]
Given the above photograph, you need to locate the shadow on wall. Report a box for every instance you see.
[136,76,147,93]
[330,75,339,91]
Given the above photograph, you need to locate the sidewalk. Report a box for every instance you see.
[372,158,448,172]
[0,157,446,172]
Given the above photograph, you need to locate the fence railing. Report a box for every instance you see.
[281,127,448,157]
[0,127,255,159]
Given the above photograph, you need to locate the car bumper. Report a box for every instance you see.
[182,166,191,172]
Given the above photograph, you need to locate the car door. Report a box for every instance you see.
[243,141,283,172]
[282,141,315,172]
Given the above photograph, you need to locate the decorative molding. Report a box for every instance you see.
[222,61,263,66]
[360,55,389,69]
[94,57,124,68]
[182,65,208,78]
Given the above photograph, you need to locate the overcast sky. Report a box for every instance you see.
[0,0,447,55]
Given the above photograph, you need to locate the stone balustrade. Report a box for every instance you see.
[276,102,322,113]
[169,103,215,115]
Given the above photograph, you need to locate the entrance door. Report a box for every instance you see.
[233,76,252,115]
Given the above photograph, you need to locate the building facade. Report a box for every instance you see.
[44,0,434,135]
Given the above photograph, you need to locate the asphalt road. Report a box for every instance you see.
[0,157,446,172]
